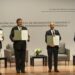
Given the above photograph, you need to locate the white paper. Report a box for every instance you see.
[47,35,59,46]
[53,36,59,45]
[14,30,28,40]
[47,36,53,46]
[0,30,3,41]
[21,30,28,40]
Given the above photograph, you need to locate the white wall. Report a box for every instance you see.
[0,0,75,61]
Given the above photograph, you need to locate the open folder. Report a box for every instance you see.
[0,30,3,41]
[47,35,59,46]
[14,30,28,41]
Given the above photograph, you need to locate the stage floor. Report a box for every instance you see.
[0,65,75,75]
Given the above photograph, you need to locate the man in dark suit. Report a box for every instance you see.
[74,34,75,42]
[10,18,30,73]
[0,28,4,75]
[45,22,61,72]
[0,28,4,50]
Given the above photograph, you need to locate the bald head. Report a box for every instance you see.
[49,22,55,30]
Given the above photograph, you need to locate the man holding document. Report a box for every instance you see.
[0,28,4,50]
[45,22,61,72]
[10,18,30,73]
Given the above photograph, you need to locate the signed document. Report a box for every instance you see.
[14,30,28,41]
[0,30,3,41]
[47,35,59,46]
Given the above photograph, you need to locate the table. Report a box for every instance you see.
[0,57,7,68]
[30,55,47,66]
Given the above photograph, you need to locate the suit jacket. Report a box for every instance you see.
[10,26,28,49]
[0,28,2,49]
[45,29,61,47]
[74,36,75,41]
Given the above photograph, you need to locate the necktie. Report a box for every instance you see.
[53,31,55,35]
[51,30,55,36]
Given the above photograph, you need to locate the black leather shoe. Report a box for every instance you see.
[54,69,59,72]
[48,69,51,72]
[0,73,2,75]
[17,71,20,73]
[21,70,26,73]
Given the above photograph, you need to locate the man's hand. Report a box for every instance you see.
[28,35,30,42]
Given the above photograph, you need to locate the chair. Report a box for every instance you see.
[4,44,28,67]
[58,42,70,65]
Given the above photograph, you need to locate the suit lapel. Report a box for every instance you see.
[50,30,52,35]
[16,26,23,30]
[15,26,18,30]
[50,29,56,35]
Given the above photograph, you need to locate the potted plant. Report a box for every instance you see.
[34,48,42,56]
